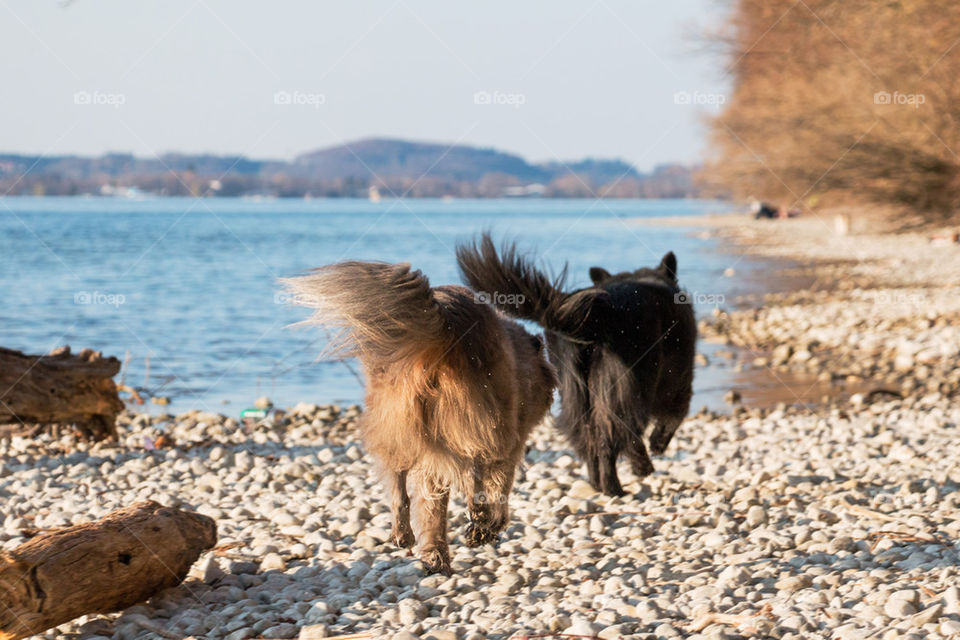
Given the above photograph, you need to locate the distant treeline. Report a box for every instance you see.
[701,0,960,220]
[0,138,699,199]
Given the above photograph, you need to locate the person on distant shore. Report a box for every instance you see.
[749,199,800,219]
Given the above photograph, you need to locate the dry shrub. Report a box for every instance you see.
[701,0,960,220]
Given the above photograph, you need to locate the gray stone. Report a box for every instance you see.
[399,599,428,625]
[563,619,602,636]
[717,565,750,589]
[745,505,767,528]
[598,624,632,639]
[261,552,286,572]
[492,572,524,595]
[910,602,942,626]
[944,585,960,615]
[940,620,960,635]
[654,622,681,637]
[262,623,299,639]
[776,575,813,592]
[828,536,856,554]
[884,594,918,619]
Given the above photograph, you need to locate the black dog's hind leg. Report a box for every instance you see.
[586,452,602,491]
[649,415,683,455]
[626,435,655,479]
[599,444,625,497]
[650,385,692,455]
[579,418,626,497]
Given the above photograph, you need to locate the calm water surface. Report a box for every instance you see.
[0,197,758,414]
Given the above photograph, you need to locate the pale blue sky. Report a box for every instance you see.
[1,0,728,170]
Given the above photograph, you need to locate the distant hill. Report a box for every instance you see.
[293,139,645,187]
[294,138,549,182]
[0,138,698,199]
[540,158,640,186]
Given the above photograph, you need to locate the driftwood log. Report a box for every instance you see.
[0,346,124,440]
[0,501,217,640]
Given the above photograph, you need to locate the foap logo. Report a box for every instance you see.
[273,90,326,109]
[471,491,509,505]
[74,291,125,308]
[865,291,926,306]
[473,90,526,109]
[874,91,925,108]
[474,291,526,307]
[274,291,321,306]
[673,91,726,109]
[73,90,126,109]
[674,291,724,306]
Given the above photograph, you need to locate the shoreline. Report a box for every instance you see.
[660,210,960,411]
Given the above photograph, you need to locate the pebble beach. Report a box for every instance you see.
[4,212,960,640]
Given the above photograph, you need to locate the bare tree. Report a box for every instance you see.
[701,0,960,221]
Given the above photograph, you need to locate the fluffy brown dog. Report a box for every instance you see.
[283,261,557,574]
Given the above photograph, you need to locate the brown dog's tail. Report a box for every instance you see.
[281,261,448,365]
[456,232,601,339]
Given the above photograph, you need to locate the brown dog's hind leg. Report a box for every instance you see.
[388,469,415,548]
[465,464,495,547]
[411,473,451,575]
[465,461,515,547]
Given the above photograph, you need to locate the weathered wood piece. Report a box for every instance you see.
[0,501,217,640]
[0,346,124,440]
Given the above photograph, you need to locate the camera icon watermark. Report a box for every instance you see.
[273,90,326,109]
[274,291,321,306]
[73,90,126,109]
[874,91,925,109]
[674,291,724,306]
[474,290,526,307]
[74,291,125,308]
[673,91,726,109]
[473,90,526,109]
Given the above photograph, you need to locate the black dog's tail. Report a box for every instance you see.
[456,232,602,339]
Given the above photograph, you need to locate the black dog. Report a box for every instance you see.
[457,233,696,496]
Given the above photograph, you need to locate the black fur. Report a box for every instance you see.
[457,233,697,496]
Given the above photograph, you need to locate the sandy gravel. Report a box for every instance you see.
[3,395,960,640]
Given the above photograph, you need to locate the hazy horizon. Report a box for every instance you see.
[2,1,727,172]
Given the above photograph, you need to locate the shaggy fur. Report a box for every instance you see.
[457,234,696,496]
[282,261,557,573]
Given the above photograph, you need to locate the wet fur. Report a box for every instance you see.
[457,234,696,496]
[282,261,557,573]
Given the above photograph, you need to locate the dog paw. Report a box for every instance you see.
[630,457,656,478]
[392,526,415,549]
[464,523,499,547]
[420,548,452,575]
[649,439,668,456]
[601,483,626,498]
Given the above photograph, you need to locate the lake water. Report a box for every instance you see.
[0,197,759,415]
